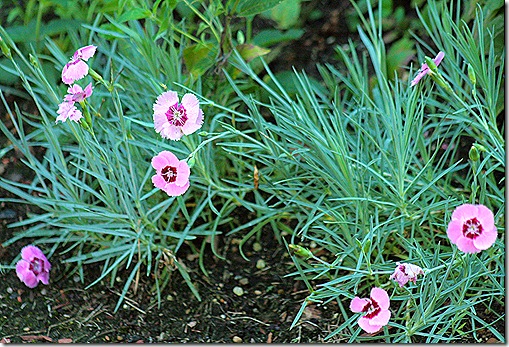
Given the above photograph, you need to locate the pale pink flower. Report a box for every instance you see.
[151,151,190,196]
[411,51,445,86]
[447,204,497,253]
[350,287,391,334]
[153,91,204,141]
[61,45,97,84]
[15,245,51,288]
[390,262,424,287]
[64,83,93,102]
[56,101,83,123]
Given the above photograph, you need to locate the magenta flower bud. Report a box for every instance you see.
[15,245,51,288]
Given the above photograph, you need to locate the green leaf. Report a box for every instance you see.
[267,0,301,29]
[183,42,218,78]
[236,0,283,17]
[236,43,270,62]
[117,8,152,23]
[252,28,304,47]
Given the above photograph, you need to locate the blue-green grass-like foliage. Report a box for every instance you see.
[211,0,504,342]
[0,10,256,311]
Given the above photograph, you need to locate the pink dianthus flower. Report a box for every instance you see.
[15,245,51,288]
[350,287,391,334]
[447,203,497,253]
[153,91,204,141]
[56,101,83,123]
[151,151,190,196]
[61,45,97,84]
[56,83,93,123]
[411,51,445,86]
[64,83,93,102]
[390,262,424,287]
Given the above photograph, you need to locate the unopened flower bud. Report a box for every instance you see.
[289,244,313,260]
[187,156,196,168]
[469,145,480,161]
[424,56,438,73]
[472,143,486,152]
[29,53,39,68]
[0,36,12,59]
[467,64,476,85]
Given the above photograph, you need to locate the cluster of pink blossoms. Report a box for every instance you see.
[56,45,96,123]
[151,91,204,197]
[350,203,497,334]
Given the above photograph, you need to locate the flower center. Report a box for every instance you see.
[362,298,381,319]
[165,103,188,127]
[463,217,483,239]
[161,165,178,183]
[29,257,44,276]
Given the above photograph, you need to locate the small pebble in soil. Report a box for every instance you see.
[252,242,262,252]
[23,327,30,332]
[232,336,243,343]
[233,286,244,296]
[254,290,262,295]
[239,278,249,285]
[256,259,266,269]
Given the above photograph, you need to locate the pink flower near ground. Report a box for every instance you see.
[447,204,497,253]
[350,287,391,334]
[61,45,97,84]
[64,83,93,102]
[153,91,204,141]
[56,101,83,123]
[411,51,445,86]
[151,151,190,196]
[390,262,424,287]
[15,245,51,288]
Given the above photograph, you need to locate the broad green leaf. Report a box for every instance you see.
[267,0,301,29]
[183,42,218,78]
[236,0,283,17]
[117,8,152,23]
[252,28,304,47]
[236,43,270,62]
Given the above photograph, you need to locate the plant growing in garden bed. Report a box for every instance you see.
[0,0,504,342]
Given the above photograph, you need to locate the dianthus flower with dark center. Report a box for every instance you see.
[463,217,482,239]
[16,245,51,288]
[361,298,381,319]
[153,91,204,141]
[151,150,190,197]
[165,103,188,127]
[447,204,497,253]
[161,165,178,183]
[350,287,391,333]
